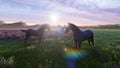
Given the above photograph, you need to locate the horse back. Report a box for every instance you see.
[82,30,93,40]
[21,30,26,32]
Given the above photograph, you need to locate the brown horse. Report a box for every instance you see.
[21,24,50,44]
[65,23,94,48]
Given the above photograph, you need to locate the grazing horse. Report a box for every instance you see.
[65,23,94,48]
[21,24,50,44]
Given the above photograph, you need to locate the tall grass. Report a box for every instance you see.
[0,29,120,68]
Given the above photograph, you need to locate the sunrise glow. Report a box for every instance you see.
[0,0,120,26]
[50,12,60,25]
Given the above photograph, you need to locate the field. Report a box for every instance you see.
[0,29,120,68]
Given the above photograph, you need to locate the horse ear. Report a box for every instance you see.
[68,23,70,25]
[68,23,71,27]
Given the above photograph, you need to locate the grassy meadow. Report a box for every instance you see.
[0,29,120,68]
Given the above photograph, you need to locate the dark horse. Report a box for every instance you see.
[65,23,94,48]
[21,24,50,44]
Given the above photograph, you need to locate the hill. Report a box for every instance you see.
[0,20,119,30]
[0,21,40,30]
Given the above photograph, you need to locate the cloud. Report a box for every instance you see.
[0,0,120,25]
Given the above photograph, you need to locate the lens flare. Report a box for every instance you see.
[64,47,89,60]
[64,47,90,68]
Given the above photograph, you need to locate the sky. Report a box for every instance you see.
[0,0,120,26]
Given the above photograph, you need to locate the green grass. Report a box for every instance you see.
[0,29,120,68]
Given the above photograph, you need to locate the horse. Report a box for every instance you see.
[21,24,50,44]
[54,26,66,39]
[65,23,94,48]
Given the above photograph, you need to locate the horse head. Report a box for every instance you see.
[64,27,70,34]
[65,22,81,33]
[46,24,51,31]
[64,23,72,33]
[68,23,77,30]
[40,24,51,31]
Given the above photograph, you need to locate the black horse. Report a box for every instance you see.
[65,23,94,48]
[21,24,50,44]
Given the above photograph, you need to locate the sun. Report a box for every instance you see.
[50,12,60,25]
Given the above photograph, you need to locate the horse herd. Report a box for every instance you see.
[21,23,94,48]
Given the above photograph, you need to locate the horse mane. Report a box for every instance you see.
[38,25,43,30]
[68,23,81,32]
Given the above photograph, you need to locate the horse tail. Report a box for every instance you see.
[91,31,94,47]
[21,30,26,32]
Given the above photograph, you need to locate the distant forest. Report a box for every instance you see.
[79,24,120,29]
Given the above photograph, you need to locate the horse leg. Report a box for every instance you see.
[24,34,30,44]
[74,40,77,48]
[88,40,91,46]
[78,42,81,49]
[90,38,94,47]
[38,37,42,45]
[39,39,41,45]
